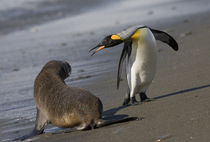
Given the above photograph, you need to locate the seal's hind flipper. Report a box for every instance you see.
[96,117,140,128]
[49,124,90,135]
[13,129,42,141]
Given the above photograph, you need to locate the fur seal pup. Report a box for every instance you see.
[15,60,138,141]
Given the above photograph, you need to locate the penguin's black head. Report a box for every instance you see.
[89,34,123,56]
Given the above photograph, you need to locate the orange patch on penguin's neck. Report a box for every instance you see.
[131,30,141,39]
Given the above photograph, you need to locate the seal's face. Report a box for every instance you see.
[43,60,71,80]
[61,61,71,79]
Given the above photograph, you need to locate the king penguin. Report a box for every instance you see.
[89,25,178,105]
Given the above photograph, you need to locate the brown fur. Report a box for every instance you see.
[34,60,103,128]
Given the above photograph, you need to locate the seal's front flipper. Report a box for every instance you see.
[13,109,48,141]
[13,129,43,141]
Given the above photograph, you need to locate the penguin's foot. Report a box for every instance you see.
[141,98,154,102]
[131,97,141,105]
[140,93,154,102]
[122,98,130,106]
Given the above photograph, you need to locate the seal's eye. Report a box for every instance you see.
[65,62,71,73]
[61,62,71,79]
[61,67,66,75]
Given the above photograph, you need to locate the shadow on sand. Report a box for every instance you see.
[153,84,210,100]
[102,105,130,120]
[103,84,210,118]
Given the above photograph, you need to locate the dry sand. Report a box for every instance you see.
[0,0,210,142]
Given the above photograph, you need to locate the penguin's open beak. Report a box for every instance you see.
[89,45,105,56]
[89,34,123,56]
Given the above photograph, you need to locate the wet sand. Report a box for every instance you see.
[0,0,210,141]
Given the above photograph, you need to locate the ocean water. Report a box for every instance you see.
[0,0,42,10]
[0,0,43,21]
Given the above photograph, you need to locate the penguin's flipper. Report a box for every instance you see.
[117,40,132,89]
[150,28,178,51]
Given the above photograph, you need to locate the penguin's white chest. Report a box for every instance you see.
[127,29,157,85]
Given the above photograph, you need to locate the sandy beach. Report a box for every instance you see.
[0,0,210,141]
